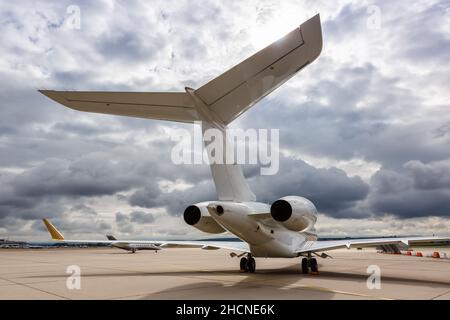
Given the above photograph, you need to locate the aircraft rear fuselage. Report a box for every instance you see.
[207,201,310,258]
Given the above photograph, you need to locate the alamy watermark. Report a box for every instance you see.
[366,5,382,30]
[170,122,279,176]
[66,265,81,290]
[366,265,381,290]
[63,5,81,30]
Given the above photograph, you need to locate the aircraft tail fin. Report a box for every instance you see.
[106,235,117,241]
[39,15,323,203]
[42,219,65,241]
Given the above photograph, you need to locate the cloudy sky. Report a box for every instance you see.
[1,0,449,241]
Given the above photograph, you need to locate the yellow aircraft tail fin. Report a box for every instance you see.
[42,219,65,240]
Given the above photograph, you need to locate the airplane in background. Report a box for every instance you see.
[105,234,163,252]
[40,15,450,274]
[43,218,246,254]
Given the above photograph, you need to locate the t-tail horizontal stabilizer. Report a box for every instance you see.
[39,15,323,202]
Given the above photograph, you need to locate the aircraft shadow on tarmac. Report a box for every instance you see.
[141,265,338,300]
[25,262,450,299]
[138,265,450,300]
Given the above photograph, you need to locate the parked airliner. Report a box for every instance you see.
[40,15,450,273]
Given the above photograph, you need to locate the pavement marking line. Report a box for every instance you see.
[107,282,226,300]
[0,279,68,288]
[148,283,228,296]
[97,269,240,300]
[0,275,71,300]
[286,284,393,300]
[431,289,450,300]
[0,255,68,266]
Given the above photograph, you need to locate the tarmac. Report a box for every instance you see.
[0,247,449,300]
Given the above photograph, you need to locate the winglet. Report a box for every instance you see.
[42,219,65,240]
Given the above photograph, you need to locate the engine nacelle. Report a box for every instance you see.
[270,196,317,232]
[183,202,226,234]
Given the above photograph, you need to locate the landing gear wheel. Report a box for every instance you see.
[301,258,309,274]
[310,258,318,273]
[240,257,248,272]
[131,248,136,254]
[247,258,256,273]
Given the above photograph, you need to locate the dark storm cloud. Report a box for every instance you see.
[11,157,139,197]
[0,126,16,135]
[0,135,212,222]
[129,179,216,216]
[174,1,223,26]
[96,30,165,63]
[1,81,64,127]
[0,198,64,221]
[390,2,450,64]
[128,183,162,208]
[51,121,104,136]
[322,3,367,41]
[129,211,156,224]
[238,63,450,170]
[114,210,158,230]
[31,214,111,235]
[369,161,450,218]
[127,155,369,219]
[435,122,450,138]
[0,169,64,221]
[115,212,128,223]
[0,79,126,168]
[404,160,450,190]
[115,212,134,234]
[70,204,97,216]
[27,203,111,236]
[51,71,100,89]
[179,36,207,60]
[249,157,370,218]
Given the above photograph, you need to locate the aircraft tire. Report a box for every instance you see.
[247,258,256,273]
[301,258,309,274]
[240,257,248,272]
[310,258,318,273]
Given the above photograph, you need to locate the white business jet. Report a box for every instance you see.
[40,15,450,273]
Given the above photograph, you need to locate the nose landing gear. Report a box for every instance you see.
[240,254,256,273]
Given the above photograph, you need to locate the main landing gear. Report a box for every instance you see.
[240,254,256,273]
[301,253,319,274]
